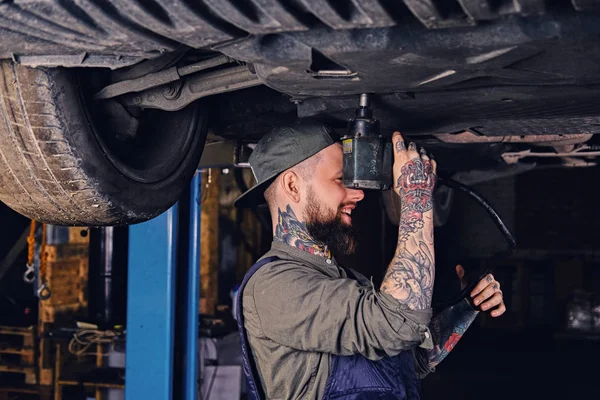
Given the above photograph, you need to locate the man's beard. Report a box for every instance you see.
[304,188,359,256]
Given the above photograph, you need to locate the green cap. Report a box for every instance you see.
[234,120,335,208]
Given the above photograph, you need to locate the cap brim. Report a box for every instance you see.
[233,174,278,208]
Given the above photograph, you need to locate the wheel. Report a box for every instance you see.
[381,185,455,228]
[0,61,207,226]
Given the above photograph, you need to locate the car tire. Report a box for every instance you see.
[0,61,207,226]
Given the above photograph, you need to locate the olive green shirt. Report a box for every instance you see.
[242,241,434,400]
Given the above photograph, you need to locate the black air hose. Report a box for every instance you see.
[435,175,517,310]
[438,176,516,249]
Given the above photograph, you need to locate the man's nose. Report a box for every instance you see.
[346,188,365,203]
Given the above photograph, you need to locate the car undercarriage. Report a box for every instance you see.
[1,0,599,225]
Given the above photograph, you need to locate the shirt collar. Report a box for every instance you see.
[270,241,337,267]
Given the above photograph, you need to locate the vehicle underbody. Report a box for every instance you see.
[1,0,599,225]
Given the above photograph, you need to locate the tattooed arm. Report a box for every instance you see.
[426,299,479,368]
[381,132,437,310]
[426,267,507,368]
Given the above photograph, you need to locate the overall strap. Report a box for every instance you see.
[236,256,280,400]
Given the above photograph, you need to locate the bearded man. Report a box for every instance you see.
[234,120,506,400]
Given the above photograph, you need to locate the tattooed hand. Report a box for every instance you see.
[464,266,506,318]
[393,132,437,216]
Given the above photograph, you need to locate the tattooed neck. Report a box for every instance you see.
[274,205,331,258]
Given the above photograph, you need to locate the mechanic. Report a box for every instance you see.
[234,120,506,400]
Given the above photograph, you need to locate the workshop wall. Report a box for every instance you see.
[0,218,93,398]
[516,165,600,251]
[420,164,600,400]
[207,168,269,318]
[0,204,33,327]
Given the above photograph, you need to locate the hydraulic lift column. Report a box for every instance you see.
[125,173,202,400]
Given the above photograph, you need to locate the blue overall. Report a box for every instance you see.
[236,256,421,400]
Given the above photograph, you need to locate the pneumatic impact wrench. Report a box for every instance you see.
[341,93,393,190]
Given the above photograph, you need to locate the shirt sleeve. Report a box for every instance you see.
[243,260,433,361]
[413,347,435,379]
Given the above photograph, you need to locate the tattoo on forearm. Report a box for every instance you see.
[381,241,434,309]
[381,157,436,309]
[274,205,330,258]
[398,210,426,243]
[427,299,479,368]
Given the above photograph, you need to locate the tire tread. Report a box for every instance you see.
[0,61,114,225]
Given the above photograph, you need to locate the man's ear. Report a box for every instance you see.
[280,170,302,203]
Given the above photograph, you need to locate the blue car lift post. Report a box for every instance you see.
[125,172,202,400]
